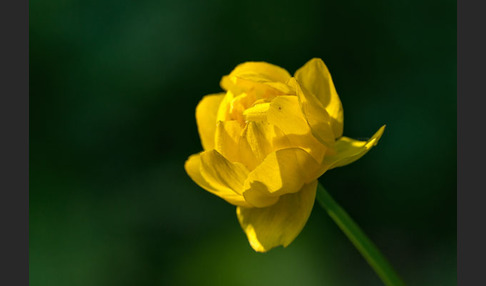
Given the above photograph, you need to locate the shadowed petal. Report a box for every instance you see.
[237,181,318,252]
[242,148,320,207]
[185,153,251,207]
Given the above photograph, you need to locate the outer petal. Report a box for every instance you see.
[184,153,251,207]
[237,180,318,252]
[199,150,250,195]
[196,93,225,150]
[220,62,293,99]
[288,78,335,147]
[222,61,291,85]
[242,148,320,207]
[294,58,344,139]
[322,125,386,170]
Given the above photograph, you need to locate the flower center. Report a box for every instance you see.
[219,90,277,127]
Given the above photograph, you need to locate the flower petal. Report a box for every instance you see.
[184,153,251,207]
[323,125,386,170]
[199,149,250,195]
[267,96,309,135]
[243,102,271,122]
[222,61,291,85]
[241,181,280,208]
[220,62,293,99]
[214,120,259,171]
[266,95,328,163]
[243,121,283,164]
[214,120,242,162]
[294,58,344,139]
[242,148,320,207]
[216,91,235,122]
[237,180,318,252]
[196,93,225,150]
[287,78,336,147]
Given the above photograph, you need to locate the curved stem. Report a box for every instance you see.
[316,182,406,286]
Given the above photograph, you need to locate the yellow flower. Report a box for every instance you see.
[185,58,385,252]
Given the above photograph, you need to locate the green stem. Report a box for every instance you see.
[316,182,406,286]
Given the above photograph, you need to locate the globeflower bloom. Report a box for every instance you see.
[185,58,384,252]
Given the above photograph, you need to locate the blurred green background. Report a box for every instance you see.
[30,0,456,285]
